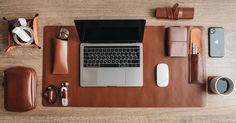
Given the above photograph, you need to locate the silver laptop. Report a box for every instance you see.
[75,20,145,87]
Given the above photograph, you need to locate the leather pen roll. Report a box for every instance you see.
[190,54,204,84]
[53,39,69,74]
[156,3,194,20]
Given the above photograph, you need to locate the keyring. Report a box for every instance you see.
[43,85,58,104]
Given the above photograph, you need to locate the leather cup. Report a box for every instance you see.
[210,76,234,95]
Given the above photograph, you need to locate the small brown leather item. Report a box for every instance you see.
[53,39,69,74]
[191,54,204,84]
[43,85,58,104]
[3,67,37,112]
[189,27,205,84]
[156,3,194,20]
[167,26,187,57]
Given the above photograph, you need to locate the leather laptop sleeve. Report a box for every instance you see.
[3,67,37,112]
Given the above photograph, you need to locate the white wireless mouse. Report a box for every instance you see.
[156,63,169,87]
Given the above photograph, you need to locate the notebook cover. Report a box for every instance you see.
[42,26,206,107]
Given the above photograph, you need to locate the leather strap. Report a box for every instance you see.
[166,3,181,20]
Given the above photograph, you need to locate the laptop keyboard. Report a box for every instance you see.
[83,46,140,67]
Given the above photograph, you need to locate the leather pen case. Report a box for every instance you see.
[191,54,204,84]
[53,38,69,74]
[167,26,187,57]
[190,27,205,84]
[156,3,194,20]
[3,67,37,112]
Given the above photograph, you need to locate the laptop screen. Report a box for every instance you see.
[74,20,146,43]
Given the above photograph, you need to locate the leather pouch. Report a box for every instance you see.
[156,3,194,20]
[53,39,69,74]
[189,27,205,84]
[3,67,37,112]
[191,54,204,84]
[167,26,187,57]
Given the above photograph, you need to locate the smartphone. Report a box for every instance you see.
[208,27,224,57]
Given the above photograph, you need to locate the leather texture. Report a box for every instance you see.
[191,54,204,84]
[189,27,205,84]
[53,39,69,74]
[156,3,194,20]
[43,26,206,107]
[167,26,187,57]
[4,67,37,112]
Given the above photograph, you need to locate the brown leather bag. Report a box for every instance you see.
[3,67,37,112]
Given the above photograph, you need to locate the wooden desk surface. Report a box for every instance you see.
[0,0,236,122]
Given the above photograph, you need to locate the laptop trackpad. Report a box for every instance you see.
[97,69,125,86]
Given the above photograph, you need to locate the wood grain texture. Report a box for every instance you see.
[0,0,236,122]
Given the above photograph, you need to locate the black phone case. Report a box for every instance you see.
[208,27,224,57]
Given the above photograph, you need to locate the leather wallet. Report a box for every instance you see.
[156,3,194,20]
[167,26,187,57]
[53,39,69,74]
[3,67,37,112]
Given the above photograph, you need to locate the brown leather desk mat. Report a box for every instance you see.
[43,26,206,107]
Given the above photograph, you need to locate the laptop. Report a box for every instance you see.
[74,20,146,87]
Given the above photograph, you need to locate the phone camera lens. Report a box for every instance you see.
[210,28,215,34]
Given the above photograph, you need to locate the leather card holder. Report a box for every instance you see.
[3,67,37,112]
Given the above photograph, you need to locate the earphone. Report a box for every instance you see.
[11,18,34,45]
[13,26,34,45]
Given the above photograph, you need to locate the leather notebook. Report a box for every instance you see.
[43,26,206,107]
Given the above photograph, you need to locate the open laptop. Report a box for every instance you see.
[74,20,146,87]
